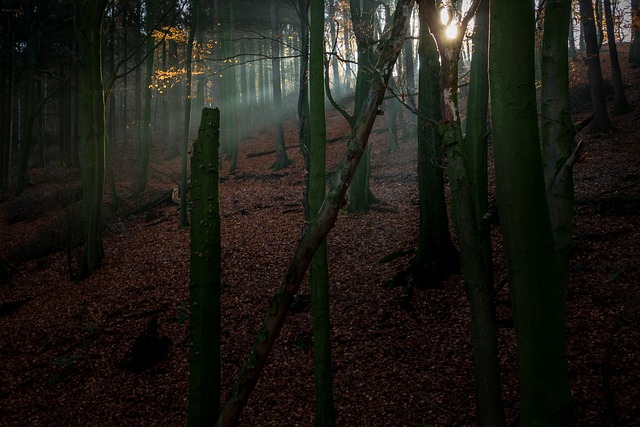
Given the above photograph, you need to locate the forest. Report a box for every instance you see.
[0,0,639,426]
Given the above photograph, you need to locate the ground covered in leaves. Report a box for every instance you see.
[1,48,639,426]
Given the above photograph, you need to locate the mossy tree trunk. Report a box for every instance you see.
[188,107,222,426]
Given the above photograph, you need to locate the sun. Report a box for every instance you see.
[440,8,459,40]
[445,23,458,39]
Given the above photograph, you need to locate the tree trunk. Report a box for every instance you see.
[414,12,458,287]
[188,107,221,426]
[181,1,198,227]
[328,0,342,99]
[464,0,491,286]
[74,0,109,278]
[221,0,238,173]
[0,31,13,192]
[135,0,157,193]
[490,1,573,425]
[568,16,577,59]
[214,3,415,425]
[578,0,612,132]
[631,0,640,66]
[541,0,575,288]
[418,2,506,425]
[595,0,605,46]
[603,0,631,114]
[309,0,335,424]
[269,0,292,171]
[348,0,379,212]
[16,34,39,196]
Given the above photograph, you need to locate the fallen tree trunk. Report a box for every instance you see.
[215,2,416,425]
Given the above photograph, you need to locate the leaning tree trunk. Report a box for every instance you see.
[214,3,415,425]
[490,1,573,425]
[188,108,222,426]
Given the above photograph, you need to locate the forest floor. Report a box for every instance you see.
[1,46,639,426]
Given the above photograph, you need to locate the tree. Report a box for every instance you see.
[541,0,576,286]
[220,0,239,173]
[181,1,198,227]
[214,2,415,424]
[15,0,47,196]
[73,0,109,278]
[578,0,612,132]
[135,0,158,193]
[464,0,491,286]
[413,6,458,287]
[631,0,640,66]
[269,0,292,170]
[0,5,16,193]
[490,0,573,424]
[188,107,222,426]
[603,0,631,114]
[308,0,335,424]
[417,1,506,425]
[347,0,380,212]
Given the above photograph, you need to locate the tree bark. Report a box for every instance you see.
[490,1,573,425]
[74,0,109,278]
[214,3,415,425]
[414,11,458,287]
[541,0,575,287]
[464,0,491,286]
[188,107,221,426]
[309,1,335,424]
